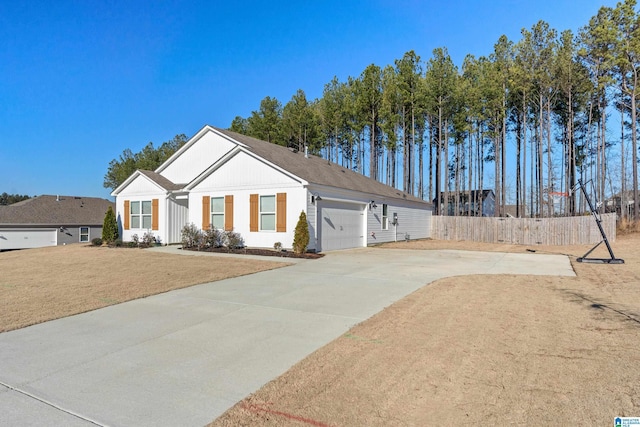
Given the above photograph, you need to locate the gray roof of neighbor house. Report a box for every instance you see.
[213,127,429,205]
[0,195,114,226]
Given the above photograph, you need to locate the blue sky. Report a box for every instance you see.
[0,0,618,200]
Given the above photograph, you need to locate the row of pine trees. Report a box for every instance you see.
[230,0,640,220]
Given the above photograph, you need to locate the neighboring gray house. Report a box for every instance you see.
[0,195,114,250]
[435,189,496,217]
[112,125,432,252]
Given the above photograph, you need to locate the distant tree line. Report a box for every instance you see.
[0,193,31,205]
[228,0,640,220]
[103,134,188,191]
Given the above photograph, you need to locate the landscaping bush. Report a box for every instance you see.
[181,223,203,249]
[113,239,123,247]
[204,227,223,248]
[223,229,244,251]
[139,232,155,248]
[91,237,103,246]
[102,206,118,244]
[292,211,309,254]
[273,241,283,251]
[127,234,140,248]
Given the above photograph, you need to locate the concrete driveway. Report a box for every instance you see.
[0,247,574,427]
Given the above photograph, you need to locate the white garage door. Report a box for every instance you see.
[318,201,365,252]
[0,229,57,250]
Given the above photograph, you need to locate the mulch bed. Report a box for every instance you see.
[182,247,324,259]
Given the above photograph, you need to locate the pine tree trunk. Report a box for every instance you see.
[516,111,522,218]
[538,93,544,217]
[444,120,449,216]
[546,99,553,217]
[468,122,474,216]
[522,94,527,218]
[631,90,639,221]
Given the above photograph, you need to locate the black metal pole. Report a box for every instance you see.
[576,179,623,264]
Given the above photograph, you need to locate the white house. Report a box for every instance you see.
[112,125,432,252]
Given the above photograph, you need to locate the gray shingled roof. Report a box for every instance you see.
[0,195,114,226]
[138,169,185,192]
[214,127,428,205]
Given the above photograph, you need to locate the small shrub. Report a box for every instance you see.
[139,232,155,248]
[292,211,309,254]
[127,241,138,248]
[273,242,283,251]
[91,237,103,246]
[204,227,223,248]
[114,239,123,247]
[181,223,203,249]
[224,229,244,251]
[131,234,139,245]
[102,206,118,244]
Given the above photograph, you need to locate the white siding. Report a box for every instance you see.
[160,132,236,184]
[197,151,302,190]
[122,174,162,195]
[305,185,431,248]
[166,197,189,244]
[305,191,318,251]
[189,186,307,249]
[187,149,307,249]
[115,176,167,243]
[367,203,431,244]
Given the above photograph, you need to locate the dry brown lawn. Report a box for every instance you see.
[212,233,640,426]
[0,244,286,333]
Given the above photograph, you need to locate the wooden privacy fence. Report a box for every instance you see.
[431,213,617,245]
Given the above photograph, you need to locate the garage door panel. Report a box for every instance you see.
[318,202,364,252]
[0,229,57,250]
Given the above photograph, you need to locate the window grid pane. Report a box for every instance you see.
[131,216,141,229]
[212,214,224,229]
[141,201,152,214]
[261,213,275,231]
[130,201,140,214]
[142,215,152,229]
[211,197,224,213]
[260,195,275,213]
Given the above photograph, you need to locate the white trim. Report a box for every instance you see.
[79,226,90,242]
[111,170,169,196]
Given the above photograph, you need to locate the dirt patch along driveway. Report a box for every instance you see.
[212,234,640,426]
[0,244,286,332]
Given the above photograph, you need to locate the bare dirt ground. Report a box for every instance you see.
[212,233,640,426]
[0,244,285,332]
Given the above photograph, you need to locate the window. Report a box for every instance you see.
[211,197,224,229]
[260,195,276,231]
[79,227,89,242]
[130,200,152,229]
[382,204,389,230]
